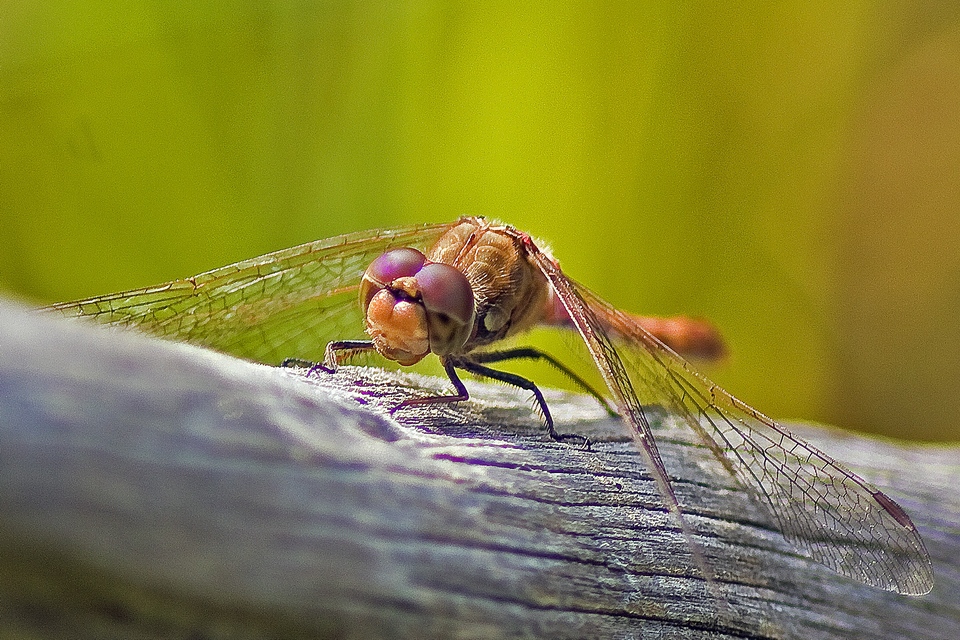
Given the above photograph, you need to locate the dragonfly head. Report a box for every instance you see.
[361,248,476,365]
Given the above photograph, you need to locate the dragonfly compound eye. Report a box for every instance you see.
[416,262,477,356]
[360,248,427,312]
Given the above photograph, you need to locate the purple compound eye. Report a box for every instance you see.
[361,248,427,312]
[416,262,476,354]
[416,263,475,325]
[367,247,426,283]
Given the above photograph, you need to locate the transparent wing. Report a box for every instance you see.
[46,222,453,364]
[522,238,726,595]
[574,285,934,595]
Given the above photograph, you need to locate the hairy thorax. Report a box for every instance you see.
[426,218,549,351]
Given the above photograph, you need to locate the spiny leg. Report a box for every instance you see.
[470,347,617,417]
[287,346,590,448]
[324,340,376,370]
[395,357,470,410]
[280,340,376,377]
[455,358,590,449]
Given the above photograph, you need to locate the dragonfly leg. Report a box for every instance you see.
[279,340,376,377]
[323,340,376,370]
[455,357,591,449]
[395,358,470,411]
[470,347,617,417]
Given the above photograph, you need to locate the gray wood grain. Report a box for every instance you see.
[0,300,957,639]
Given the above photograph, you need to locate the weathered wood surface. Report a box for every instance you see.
[0,300,957,639]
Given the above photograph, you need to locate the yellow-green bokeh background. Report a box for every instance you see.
[3,3,960,442]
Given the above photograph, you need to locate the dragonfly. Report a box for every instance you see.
[47,216,934,596]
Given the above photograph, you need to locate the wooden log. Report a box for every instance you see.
[0,300,957,639]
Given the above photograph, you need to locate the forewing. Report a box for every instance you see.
[46,222,452,365]
[576,286,934,595]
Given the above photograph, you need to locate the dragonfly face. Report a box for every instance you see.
[360,247,476,365]
[46,216,935,596]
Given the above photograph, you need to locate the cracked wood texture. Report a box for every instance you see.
[1,301,958,640]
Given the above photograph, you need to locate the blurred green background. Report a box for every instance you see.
[2,3,960,442]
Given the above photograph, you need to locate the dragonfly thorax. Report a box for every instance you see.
[426,218,552,349]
